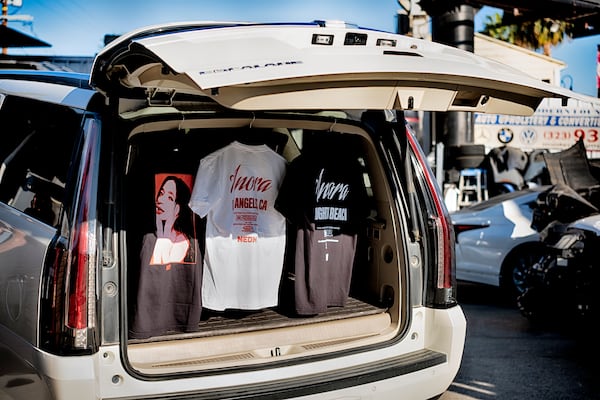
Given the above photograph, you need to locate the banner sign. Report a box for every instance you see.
[474,98,600,154]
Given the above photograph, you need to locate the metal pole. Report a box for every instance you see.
[430,4,476,147]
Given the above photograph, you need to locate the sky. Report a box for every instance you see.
[3,0,598,97]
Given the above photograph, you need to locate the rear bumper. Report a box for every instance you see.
[1,305,466,400]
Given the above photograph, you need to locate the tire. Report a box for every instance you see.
[499,243,546,303]
[450,144,486,156]
[444,144,485,169]
[454,155,484,169]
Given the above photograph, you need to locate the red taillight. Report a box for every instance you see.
[41,117,100,354]
[406,132,455,291]
[433,215,453,289]
[453,223,489,235]
[67,221,89,330]
[64,119,99,350]
[65,217,96,350]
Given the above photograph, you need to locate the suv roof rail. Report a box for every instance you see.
[0,70,92,89]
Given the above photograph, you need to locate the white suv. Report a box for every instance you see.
[0,21,588,400]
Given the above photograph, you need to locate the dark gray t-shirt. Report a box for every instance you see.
[276,136,369,315]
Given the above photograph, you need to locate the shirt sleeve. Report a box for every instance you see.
[189,153,219,218]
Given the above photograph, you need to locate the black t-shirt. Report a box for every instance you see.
[276,134,369,315]
[128,171,203,339]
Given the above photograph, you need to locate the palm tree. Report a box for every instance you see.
[481,12,572,56]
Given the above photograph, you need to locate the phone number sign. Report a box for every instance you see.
[474,99,600,152]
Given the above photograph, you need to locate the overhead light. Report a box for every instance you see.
[344,32,368,46]
[377,38,397,47]
[312,34,334,45]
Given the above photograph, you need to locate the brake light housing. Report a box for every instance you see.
[406,130,457,307]
[40,117,100,354]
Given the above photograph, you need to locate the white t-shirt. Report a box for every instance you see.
[190,141,287,310]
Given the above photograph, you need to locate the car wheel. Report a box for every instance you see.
[499,244,545,303]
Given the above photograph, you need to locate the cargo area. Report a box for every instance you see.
[123,116,404,373]
[127,297,393,373]
[129,296,388,343]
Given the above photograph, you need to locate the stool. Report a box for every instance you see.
[457,168,488,208]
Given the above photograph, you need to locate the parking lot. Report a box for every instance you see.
[440,282,599,400]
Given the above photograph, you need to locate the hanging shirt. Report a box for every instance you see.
[130,172,202,339]
[276,134,369,315]
[190,141,287,311]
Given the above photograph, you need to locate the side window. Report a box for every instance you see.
[0,96,82,226]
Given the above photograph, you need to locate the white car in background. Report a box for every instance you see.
[451,186,550,300]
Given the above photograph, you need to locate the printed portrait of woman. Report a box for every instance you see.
[150,174,196,265]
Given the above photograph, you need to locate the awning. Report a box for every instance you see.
[0,25,51,48]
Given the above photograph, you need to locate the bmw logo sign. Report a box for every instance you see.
[497,128,514,144]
